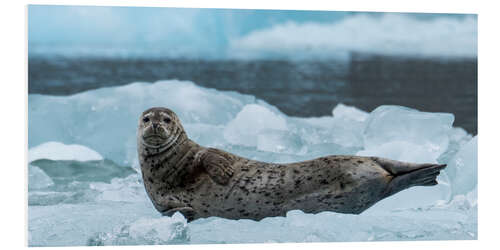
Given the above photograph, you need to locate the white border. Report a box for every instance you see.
[2,1,499,250]
[20,0,480,13]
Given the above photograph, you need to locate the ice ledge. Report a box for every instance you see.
[29,141,103,163]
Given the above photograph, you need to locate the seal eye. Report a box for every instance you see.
[164,118,171,124]
[142,117,150,123]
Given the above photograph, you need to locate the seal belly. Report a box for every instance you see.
[204,160,291,220]
[281,166,390,214]
[282,156,393,214]
[212,156,392,220]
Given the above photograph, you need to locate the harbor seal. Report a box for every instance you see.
[137,107,446,221]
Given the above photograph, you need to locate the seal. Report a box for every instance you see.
[137,107,446,222]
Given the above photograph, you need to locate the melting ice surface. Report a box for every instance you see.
[28,80,477,246]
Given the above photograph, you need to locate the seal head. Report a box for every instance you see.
[138,107,186,155]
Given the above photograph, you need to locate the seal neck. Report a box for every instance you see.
[142,131,188,157]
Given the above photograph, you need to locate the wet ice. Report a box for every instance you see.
[28,80,477,246]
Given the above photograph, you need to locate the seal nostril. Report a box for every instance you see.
[153,123,158,129]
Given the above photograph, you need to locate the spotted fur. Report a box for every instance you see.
[137,107,446,222]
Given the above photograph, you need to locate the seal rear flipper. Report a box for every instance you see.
[161,207,197,222]
[372,157,439,175]
[382,163,446,198]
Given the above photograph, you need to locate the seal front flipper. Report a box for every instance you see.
[162,207,196,222]
[195,148,234,185]
[154,196,196,221]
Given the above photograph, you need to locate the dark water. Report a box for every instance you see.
[28,54,477,134]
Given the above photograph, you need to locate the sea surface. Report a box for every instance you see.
[28,54,477,134]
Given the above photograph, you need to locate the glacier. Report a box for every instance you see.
[28,80,477,246]
[29,141,103,162]
[229,14,477,60]
[29,6,477,60]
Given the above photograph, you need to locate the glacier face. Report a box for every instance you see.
[229,14,477,60]
[28,80,477,246]
[29,7,476,60]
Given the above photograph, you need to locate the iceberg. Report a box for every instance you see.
[29,201,160,247]
[30,158,136,185]
[257,129,305,154]
[28,80,477,246]
[91,175,149,203]
[332,103,369,122]
[28,165,54,190]
[445,136,478,195]
[28,141,103,162]
[87,212,189,246]
[359,105,454,163]
[437,127,473,164]
[28,80,255,164]
[28,158,137,206]
[224,104,288,147]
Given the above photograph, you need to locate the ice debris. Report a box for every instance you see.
[445,136,477,196]
[224,104,288,147]
[87,212,189,246]
[358,105,454,163]
[28,165,54,190]
[28,81,477,246]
